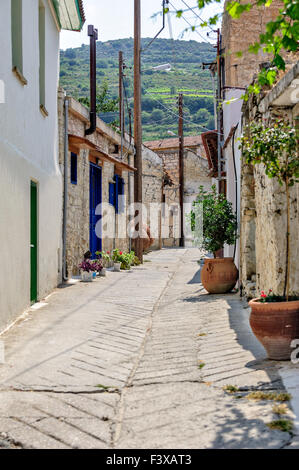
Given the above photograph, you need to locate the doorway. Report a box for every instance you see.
[89,164,102,258]
[30,181,38,303]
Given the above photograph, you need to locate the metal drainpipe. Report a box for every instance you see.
[62,98,69,281]
[232,124,238,262]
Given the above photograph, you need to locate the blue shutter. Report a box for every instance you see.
[109,182,115,207]
[71,152,77,184]
[114,175,119,214]
[119,177,125,213]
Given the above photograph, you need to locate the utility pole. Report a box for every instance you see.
[119,51,126,161]
[134,0,143,262]
[119,51,125,142]
[178,93,184,247]
[216,28,223,194]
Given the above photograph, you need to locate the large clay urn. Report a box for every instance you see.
[249,298,299,360]
[201,258,238,294]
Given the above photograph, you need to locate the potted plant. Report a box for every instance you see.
[92,259,104,277]
[189,185,239,294]
[120,251,135,270]
[79,259,96,282]
[112,249,122,271]
[241,120,299,360]
[95,251,111,275]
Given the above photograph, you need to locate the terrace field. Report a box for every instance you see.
[60,37,216,141]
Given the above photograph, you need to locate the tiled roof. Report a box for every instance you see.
[144,135,203,151]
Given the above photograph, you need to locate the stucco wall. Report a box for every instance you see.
[0,0,62,331]
[223,89,243,267]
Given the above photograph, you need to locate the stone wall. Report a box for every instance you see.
[142,146,163,250]
[221,0,283,88]
[145,144,212,247]
[58,92,164,275]
[240,68,299,298]
[58,93,134,276]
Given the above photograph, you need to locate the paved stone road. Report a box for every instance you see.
[0,248,298,449]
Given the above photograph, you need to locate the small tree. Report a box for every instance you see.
[79,80,118,114]
[241,120,299,300]
[189,185,238,257]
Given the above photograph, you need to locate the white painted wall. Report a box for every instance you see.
[222,89,243,270]
[0,0,62,331]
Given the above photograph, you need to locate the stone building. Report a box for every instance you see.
[0,0,85,332]
[58,92,163,276]
[221,0,283,88]
[240,62,299,298]
[219,0,298,289]
[144,136,212,246]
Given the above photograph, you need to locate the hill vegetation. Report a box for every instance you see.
[60,38,216,141]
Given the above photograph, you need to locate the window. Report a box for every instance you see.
[71,153,77,184]
[11,0,23,74]
[109,182,115,207]
[109,176,125,214]
[39,1,46,110]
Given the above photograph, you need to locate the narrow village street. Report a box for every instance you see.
[0,248,298,449]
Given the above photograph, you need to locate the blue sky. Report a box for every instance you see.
[60,0,222,49]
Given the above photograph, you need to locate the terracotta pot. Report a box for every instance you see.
[201,258,238,294]
[249,298,299,360]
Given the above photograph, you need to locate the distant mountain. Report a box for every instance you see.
[60,38,216,140]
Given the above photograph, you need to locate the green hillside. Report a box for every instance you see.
[60,38,216,140]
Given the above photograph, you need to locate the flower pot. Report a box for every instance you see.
[114,262,121,272]
[201,258,238,294]
[81,271,93,282]
[249,298,299,360]
[98,268,106,277]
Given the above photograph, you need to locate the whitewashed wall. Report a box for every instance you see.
[223,89,243,269]
[0,0,62,331]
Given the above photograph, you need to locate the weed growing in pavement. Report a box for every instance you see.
[246,391,291,402]
[272,404,289,416]
[223,385,239,393]
[267,419,293,433]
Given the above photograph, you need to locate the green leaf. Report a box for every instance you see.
[266,69,277,86]
[272,54,286,70]
[248,42,261,54]
[226,1,252,19]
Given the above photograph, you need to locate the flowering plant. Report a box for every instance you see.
[79,260,97,273]
[259,289,299,303]
[92,260,103,273]
[112,249,123,263]
[112,249,135,269]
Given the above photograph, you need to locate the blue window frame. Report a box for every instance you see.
[71,152,77,184]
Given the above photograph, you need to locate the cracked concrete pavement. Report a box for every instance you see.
[0,248,298,449]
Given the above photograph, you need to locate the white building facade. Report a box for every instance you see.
[0,0,85,331]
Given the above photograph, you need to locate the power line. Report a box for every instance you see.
[179,0,215,33]
[145,90,223,135]
[168,1,212,43]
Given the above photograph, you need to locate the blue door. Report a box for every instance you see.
[89,163,102,258]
